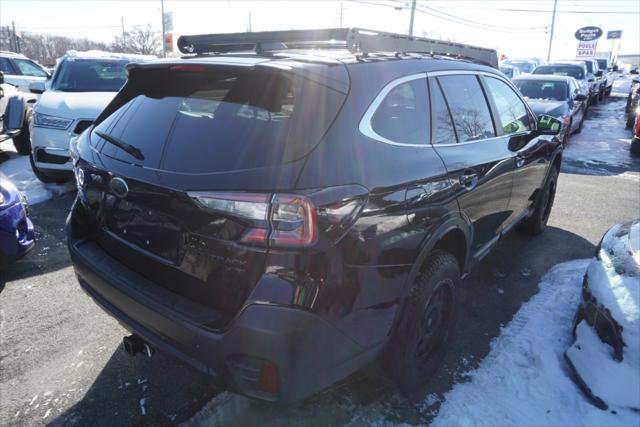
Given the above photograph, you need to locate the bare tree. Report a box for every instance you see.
[111,25,161,56]
[15,32,108,65]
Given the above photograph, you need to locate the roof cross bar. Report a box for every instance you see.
[177,28,498,68]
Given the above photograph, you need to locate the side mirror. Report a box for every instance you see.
[0,71,4,85]
[613,65,619,72]
[537,114,562,136]
[29,81,46,94]
[574,94,588,102]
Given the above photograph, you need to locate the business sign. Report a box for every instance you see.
[575,26,603,41]
[576,40,598,57]
[163,11,173,32]
[607,30,622,40]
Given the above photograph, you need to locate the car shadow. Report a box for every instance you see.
[49,344,220,427]
[50,226,595,426]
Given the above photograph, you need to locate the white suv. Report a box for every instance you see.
[29,50,154,183]
[0,51,50,94]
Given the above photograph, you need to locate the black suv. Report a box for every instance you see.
[67,28,563,402]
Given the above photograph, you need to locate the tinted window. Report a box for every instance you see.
[485,77,531,135]
[596,59,608,70]
[583,61,593,73]
[513,79,568,101]
[500,67,514,78]
[437,75,495,142]
[371,78,429,144]
[533,65,584,80]
[93,67,346,173]
[429,79,457,144]
[506,61,534,74]
[0,58,14,74]
[13,59,48,77]
[52,59,128,92]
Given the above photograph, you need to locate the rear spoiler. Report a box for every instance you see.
[177,28,499,69]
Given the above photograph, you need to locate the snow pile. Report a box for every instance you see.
[0,140,74,205]
[432,259,640,427]
[567,220,640,411]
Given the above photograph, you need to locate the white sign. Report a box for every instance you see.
[576,40,597,57]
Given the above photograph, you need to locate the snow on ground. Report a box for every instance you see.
[563,76,639,179]
[0,140,74,205]
[432,259,640,427]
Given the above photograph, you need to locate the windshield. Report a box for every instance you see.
[505,61,534,73]
[514,80,568,101]
[92,66,346,173]
[596,59,608,70]
[500,67,514,78]
[533,66,584,80]
[52,58,128,92]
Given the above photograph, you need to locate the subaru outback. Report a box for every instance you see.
[67,28,563,402]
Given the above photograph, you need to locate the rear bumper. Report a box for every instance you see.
[68,235,373,402]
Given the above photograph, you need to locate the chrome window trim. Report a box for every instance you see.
[358,69,535,148]
[358,72,428,148]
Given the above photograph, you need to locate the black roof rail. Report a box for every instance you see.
[177,28,499,68]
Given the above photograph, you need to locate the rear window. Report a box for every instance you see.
[596,59,608,69]
[514,79,568,101]
[533,65,584,80]
[53,59,128,92]
[92,66,346,173]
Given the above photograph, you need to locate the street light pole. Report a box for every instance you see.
[546,0,558,62]
[408,0,417,36]
[160,0,166,57]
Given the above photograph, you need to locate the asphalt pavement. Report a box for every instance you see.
[1,83,639,427]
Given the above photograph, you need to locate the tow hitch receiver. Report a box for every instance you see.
[123,334,155,358]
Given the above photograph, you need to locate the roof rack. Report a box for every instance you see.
[177,28,498,68]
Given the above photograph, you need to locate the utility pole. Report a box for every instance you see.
[11,21,18,53]
[339,2,344,28]
[408,0,417,36]
[160,0,166,57]
[248,12,252,32]
[121,16,126,46]
[546,0,557,62]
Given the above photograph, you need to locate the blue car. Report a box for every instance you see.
[0,172,34,267]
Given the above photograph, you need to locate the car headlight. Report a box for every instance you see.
[33,112,73,130]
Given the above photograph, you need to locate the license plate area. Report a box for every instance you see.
[103,194,182,263]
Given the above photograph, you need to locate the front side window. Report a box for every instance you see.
[437,75,495,143]
[52,59,128,92]
[0,58,14,74]
[370,78,429,145]
[13,59,48,77]
[485,77,531,135]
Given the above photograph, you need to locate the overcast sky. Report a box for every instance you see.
[1,0,638,60]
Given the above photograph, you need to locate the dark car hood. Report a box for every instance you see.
[525,99,568,117]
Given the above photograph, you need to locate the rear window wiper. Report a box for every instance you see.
[94,130,144,161]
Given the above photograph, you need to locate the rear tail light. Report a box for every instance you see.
[635,111,640,138]
[189,187,368,248]
[189,192,317,248]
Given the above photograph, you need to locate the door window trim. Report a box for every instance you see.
[358,69,538,148]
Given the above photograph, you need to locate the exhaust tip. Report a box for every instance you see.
[123,334,153,357]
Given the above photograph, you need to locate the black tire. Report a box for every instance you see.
[384,250,460,401]
[627,116,636,129]
[598,89,605,102]
[12,109,32,155]
[518,166,559,235]
[29,152,68,184]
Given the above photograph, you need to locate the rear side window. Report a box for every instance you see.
[0,58,14,74]
[93,66,346,173]
[370,78,429,145]
[437,75,495,142]
[429,78,457,144]
[484,77,531,135]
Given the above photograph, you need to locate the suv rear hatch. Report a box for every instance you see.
[75,58,349,326]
